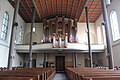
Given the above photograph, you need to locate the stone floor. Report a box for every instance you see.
[53,72,68,80]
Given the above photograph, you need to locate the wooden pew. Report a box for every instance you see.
[0,77,37,80]
[0,68,55,80]
[66,67,120,80]
[82,76,120,80]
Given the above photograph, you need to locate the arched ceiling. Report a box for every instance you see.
[33,0,87,21]
[8,0,102,23]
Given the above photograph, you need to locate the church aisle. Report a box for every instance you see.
[53,72,68,80]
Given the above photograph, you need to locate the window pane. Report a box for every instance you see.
[97,26,102,44]
[1,12,9,40]
[102,25,106,44]
[3,18,5,24]
[6,15,9,20]
[5,20,7,26]
[3,13,6,17]
[110,10,120,41]
[2,25,4,31]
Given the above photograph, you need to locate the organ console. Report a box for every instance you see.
[42,16,78,48]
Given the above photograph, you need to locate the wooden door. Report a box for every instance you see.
[85,59,89,67]
[56,56,65,72]
[32,59,36,68]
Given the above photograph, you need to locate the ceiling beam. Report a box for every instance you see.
[25,0,32,12]
[75,0,81,19]
[70,0,75,18]
[19,7,29,22]
[77,0,88,21]
[44,0,49,18]
[65,0,69,18]
[20,0,31,20]
[32,0,41,20]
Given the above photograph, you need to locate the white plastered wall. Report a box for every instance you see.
[77,53,85,67]
[95,14,108,66]
[77,23,97,44]
[24,23,43,44]
[94,0,120,67]
[0,0,25,67]
[106,0,120,67]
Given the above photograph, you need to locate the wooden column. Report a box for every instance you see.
[74,19,78,42]
[101,0,114,69]
[85,7,93,68]
[7,0,20,70]
[64,33,68,47]
[68,19,72,42]
[55,16,58,33]
[73,53,77,67]
[49,20,52,42]
[29,7,36,68]
[53,33,56,48]
[58,34,62,48]
[62,16,65,34]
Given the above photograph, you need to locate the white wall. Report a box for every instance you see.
[95,0,120,67]
[36,53,44,67]
[77,53,85,67]
[0,0,25,67]
[0,45,9,67]
[13,52,24,67]
[77,23,97,44]
[107,0,120,46]
[15,15,25,44]
[24,23,43,44]
[95,14,105,44]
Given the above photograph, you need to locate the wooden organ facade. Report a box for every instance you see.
[42,16,78,48]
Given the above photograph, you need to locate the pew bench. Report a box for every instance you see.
[0,77,37,80]
[0,68,55,80]
[66,67,120,80]
[82,76,120,80]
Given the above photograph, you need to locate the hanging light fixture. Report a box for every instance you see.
[33,27,36,32]
[106,0,111,5]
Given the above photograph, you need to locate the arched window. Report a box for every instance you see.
[110,10,120,41]
[102,25,106,44]
[1,12,9,40]
[19,26,24,43]
[97,26,102,44]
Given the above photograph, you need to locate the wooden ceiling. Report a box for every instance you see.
[8,0,102,23]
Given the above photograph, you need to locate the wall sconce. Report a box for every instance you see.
[33,27,36,32]
[106,0,111,5]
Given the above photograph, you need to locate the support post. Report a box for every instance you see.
[72,53,75,67]
[65,33,68,47]
[73,53,77,67]
[85,7,93,68]
[29,7,36,68]
[58,34,62,48]
[101,0,114,69]
[44,53,47,68]
[75,53,77,67]
[7,0,20,70]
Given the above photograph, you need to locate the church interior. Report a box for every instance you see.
[0,0,120,80]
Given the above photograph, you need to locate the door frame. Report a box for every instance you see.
[55,56,65,72]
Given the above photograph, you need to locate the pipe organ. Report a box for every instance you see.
[42,17,78,48]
